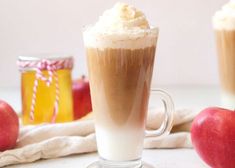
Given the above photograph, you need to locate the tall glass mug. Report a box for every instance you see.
[83,3,174,168]
[18,54,74,125]
[213,1,235,109]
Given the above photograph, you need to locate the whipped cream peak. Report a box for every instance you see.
[94,2,150,32]
[213,1,235,30]
[83,2,158,49]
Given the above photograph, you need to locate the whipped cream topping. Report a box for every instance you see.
[83,2,158,49]
[213,1,235,30]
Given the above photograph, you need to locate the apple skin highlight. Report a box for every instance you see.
[72,76,92,120]
[0,100,19,151]
[191,107,235,168]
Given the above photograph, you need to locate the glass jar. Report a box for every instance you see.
[18,54,74,125]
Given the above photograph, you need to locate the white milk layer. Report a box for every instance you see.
[221,91,235,110]
[83,2,158,49]
[95,126,145,161]
[213,1,235,30]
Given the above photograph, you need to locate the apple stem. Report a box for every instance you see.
[82,75,86,80]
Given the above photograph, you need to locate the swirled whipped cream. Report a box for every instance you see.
[213,1,235,30]
[83,2,158,49]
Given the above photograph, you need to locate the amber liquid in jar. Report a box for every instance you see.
[19,56,74,125]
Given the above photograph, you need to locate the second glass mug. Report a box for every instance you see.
[83,27,174,168]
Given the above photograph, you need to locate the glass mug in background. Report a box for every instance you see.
[83,25,174,167]
[18,55,74,125]
[213,1,235,110]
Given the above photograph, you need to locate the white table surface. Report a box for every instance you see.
[0,85,220,168]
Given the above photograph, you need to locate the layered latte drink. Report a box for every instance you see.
[83,3,158,162]
[213,1,235,109]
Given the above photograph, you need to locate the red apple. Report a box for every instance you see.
[0,100,19,151]
[72,76,92,120]
[191,107,235,168]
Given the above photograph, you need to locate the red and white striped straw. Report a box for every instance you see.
[18,57,73,123]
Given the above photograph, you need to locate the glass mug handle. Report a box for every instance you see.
[145,89,174,137]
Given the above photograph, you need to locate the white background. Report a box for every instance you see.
[0,0,227,88]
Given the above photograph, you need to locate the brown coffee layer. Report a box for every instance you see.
[86,47,156,128]
[216,30,235,94]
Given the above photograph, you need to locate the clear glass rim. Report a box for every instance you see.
[82,25,159,34]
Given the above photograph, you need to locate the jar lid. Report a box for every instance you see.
[18,54,74,71]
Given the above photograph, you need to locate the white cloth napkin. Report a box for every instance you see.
[0,109,196,167]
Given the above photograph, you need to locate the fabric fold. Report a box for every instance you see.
[0,109,196,167]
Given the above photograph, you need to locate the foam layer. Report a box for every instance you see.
[83,2,158,49]
[213,1,235,30]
